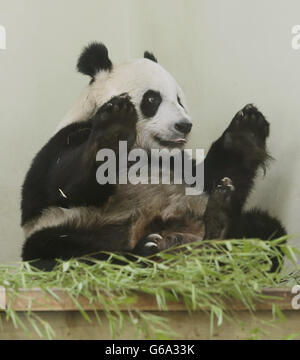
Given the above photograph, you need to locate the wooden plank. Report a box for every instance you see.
[0,288,296,312]
[0,310,300,340]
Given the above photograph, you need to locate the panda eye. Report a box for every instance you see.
[141,90,162,118]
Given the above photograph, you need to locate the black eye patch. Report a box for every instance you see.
[140,90,162,118]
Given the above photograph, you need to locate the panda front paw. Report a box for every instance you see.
[91,94,138,146]
[224,104,270,151]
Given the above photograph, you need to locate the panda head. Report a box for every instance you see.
[61,42,192,151]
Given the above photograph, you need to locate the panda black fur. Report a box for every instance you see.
[21,42,286,271]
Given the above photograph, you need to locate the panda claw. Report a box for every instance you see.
[221,177,233,186]
[143,234,163,250]
[145,241,158,248]
[106,102,113,112]
[244,103,255,111]
[215,177,235,198]
[119,92,130,99]
[146,233,163,242]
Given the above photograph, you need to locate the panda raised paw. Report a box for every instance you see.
[224,104,270,149]
[91,94,138,141]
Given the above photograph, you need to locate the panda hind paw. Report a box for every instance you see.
[228,103,270,141]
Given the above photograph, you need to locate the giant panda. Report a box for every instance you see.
[21,42,286,271]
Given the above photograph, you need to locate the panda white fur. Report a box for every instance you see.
[57,45,191,151]
[21,42,286,271]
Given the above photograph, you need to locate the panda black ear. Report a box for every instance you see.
[77,42,113,77]
[144,51,158,63]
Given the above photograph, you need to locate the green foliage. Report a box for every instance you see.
[0,238,299,339]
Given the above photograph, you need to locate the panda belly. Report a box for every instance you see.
[23,182,209,251]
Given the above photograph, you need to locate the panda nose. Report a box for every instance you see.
[175,121,193,134]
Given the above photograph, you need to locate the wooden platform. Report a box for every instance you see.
[0,288,299,340]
